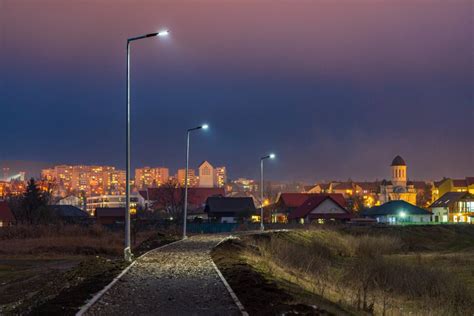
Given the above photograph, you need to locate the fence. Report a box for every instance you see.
[186,222,240,234]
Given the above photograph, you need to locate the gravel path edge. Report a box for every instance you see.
[75,239,184,316]
[211,259,249,316]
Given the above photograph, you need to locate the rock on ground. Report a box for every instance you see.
[86,235,241,316]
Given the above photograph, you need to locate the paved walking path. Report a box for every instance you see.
[86,235,241,316]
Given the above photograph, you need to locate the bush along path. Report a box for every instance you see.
[85,235,241,316]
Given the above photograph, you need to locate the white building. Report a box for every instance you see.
[198,161,215,188]
[86,194,143,215]
[58,195,84,210]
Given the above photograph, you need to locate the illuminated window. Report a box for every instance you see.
[251,215,260,223]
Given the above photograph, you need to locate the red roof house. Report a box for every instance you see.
[276,193,346,210]
[270,193,347,223]
[288,195,352,223]
[0,201,16,227]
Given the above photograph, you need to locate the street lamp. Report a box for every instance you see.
[260,153,275,231]
[183,124,209,239]
[124,30,169,262]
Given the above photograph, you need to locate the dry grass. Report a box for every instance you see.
[250,229,474,316]
[0,225,157,256]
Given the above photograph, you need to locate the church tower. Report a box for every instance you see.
[391,155,407,187]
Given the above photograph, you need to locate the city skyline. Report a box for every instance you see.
[0,156,472,184]
[1,1,472,182]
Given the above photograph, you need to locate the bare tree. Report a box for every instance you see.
[153,180,184,221]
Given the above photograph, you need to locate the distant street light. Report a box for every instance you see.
[183,124,209,239]
[124,30,169,262]
[260,153,275,231]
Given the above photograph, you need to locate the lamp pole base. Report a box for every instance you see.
[124,247,133,262]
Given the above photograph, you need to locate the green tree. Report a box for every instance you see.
[20,178,50,224]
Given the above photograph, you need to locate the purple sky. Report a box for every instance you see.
[1,1,473,182]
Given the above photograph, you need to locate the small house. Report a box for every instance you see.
[430,192,474,223]
[271,193,347,223]
[360,200,431,224]
[288,195,352,224]
[204,196,257,223]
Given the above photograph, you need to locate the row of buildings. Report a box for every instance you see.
[1,180,472,228]
[39,160,227,198]
[1,155,472,225]
[136,161,227,189]
[304,155,473,209]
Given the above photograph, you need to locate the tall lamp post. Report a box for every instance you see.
[260,153,275,231]
[125,30,169,262]
[183,124,209,239]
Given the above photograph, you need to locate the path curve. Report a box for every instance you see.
[86,235,241,315]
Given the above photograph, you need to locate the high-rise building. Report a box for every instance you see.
[109,170,126,195]
[41,165,126,197]
[215,166,227,188]
[135,167,169,189]
[177,169,197,187]
[198,161,215,188]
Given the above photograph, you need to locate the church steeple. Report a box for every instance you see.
[391,155,407,187]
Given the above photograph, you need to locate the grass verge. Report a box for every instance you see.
[212,236,352,315]
[213,226,474,316]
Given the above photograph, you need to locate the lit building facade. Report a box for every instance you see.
[430,192,474,224]
[380,156,417,205]
[177,169,197,187]
[215,167,227,188]
[0,181,8,199]
[0,180,26,198]
[86,194,141,215]
[135,167,169,189]
[42,165,126,198]
[437,177,474,197]
[232,178,259,192]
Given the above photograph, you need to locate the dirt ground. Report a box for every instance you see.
[0,232,178,315]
